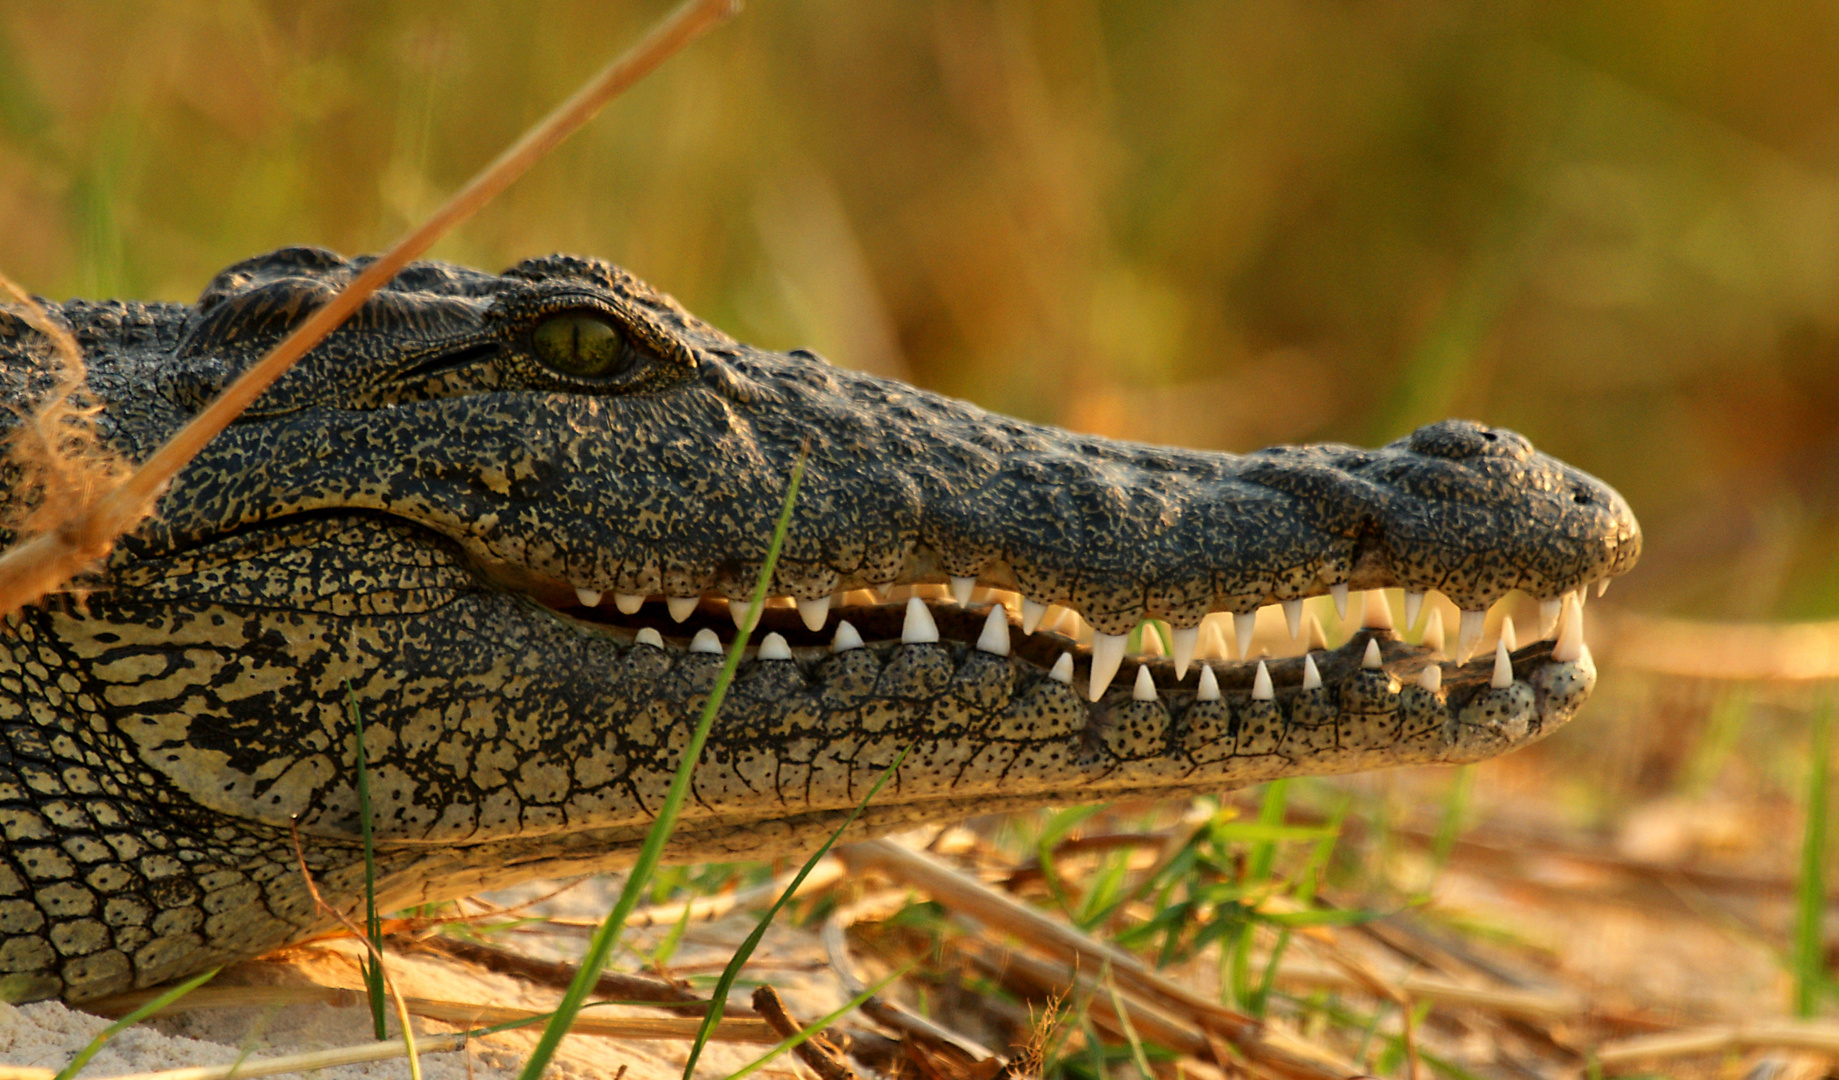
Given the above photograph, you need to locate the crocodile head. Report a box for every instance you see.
[0,246,1638,999]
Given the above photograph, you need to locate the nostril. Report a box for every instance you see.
[1482,431,1497,442]
[1573,491,1592,505]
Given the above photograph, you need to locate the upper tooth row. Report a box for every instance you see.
[582,578,1601,700]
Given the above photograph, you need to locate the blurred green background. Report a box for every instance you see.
[1,1,1831,622]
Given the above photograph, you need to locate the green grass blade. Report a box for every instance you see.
[345,683,388,1041]
[514,450,808,1080]
[1795,691,1833,1017]
[719,964,909,1080]
[54,967,218,1080]
[681,741,914,1080]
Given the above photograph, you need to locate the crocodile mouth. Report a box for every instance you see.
[525,575,1596,735]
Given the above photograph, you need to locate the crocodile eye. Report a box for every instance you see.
[532,312,627,378]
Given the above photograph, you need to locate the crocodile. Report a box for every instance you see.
[0,246,1639,1002]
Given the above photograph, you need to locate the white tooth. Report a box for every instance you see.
[832,620,864,653]
[634,627,663,649]
[1049,652,1074,684]
[1456,609,1485,665]
[1552,597,1584,662]
[690,628,723,654]
[976,607,1011,656]
[758,632,793,660]
[1491,636,1513,688]
[1422,607,1446,656]
[950,576,977,606]
[1597,578,1610,597]
[1418,663,1441,692]
[1044,605,1071,635]
[1282,600,1303,639]
[1234,611,1257,659]
[730,598,760,630]
[1306,613,1329,652]
[1302,653,1321,691]
[1132,666,1158,702]
[1329,583,1349,619]
[1538,598,1562,639]
[575,588,603,608]
[1196,664,1221,702]
[667,595,700,623]
[1574,585,1589,609]
[1362,639,1382,669]
[874,583,893,601]
[1403,590,1424,631]
[1252,660,1273,701]
[615,592,644,614]
[1200,620,1230,660]
[1138,625,1165,657]
[1499,616,1517,653]
[1170,626,1199,679]
[901,596,939,644]
[797,595,832,631]
[1089,632,1127,701]
[1363,589,1393,631]
[1021,598,1049,635]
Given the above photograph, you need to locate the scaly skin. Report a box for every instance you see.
[0,247,1640,1002]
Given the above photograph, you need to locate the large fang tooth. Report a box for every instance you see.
[1331,583,1350,619]
[758,632,792,661]
[797,595,831,631]
[1196,664,1221,701]
[1419,663,1442,691]
[689,628,722,654]
[1170,626,1199,679]
[976,607,1011,656]
[1089,632,1127,701]
[1597,578,1610,597]
[1574,585,1589,610]
[1049,652,1074,684]
[667,596,699,623]
[1552,596,1584,662]
[902,597,940,644]
[1362,589,1393,631]
[730,598,760,631]
[1132,666,1158,702]
[1138,625,1165,657]
[1422,607,1445,656]
[1456,609,1485,665]
[575,588,603,608]
[1403,590,1424,631]
[614,592,645,614]
[1499,616,1517,652]
[1538,598,1562,639]
[1021,598,1049,635]
[1491,636,1513,688]
[950,576,977,606]
[1282,600,1303,639]
[1234,611,1257,659]
[1252,660,1273,700]
[1302,653,1322,691]
[1362,639,1383,669]
[634,627,663,649]
[832,620,864,652]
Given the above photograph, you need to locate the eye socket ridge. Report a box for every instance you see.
[530,309,634,381]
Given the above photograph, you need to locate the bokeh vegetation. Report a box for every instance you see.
[2,0,1834,620]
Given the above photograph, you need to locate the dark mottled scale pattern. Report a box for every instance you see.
[0,249,1632,1001]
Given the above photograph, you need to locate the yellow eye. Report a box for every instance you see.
[532,312,626,378]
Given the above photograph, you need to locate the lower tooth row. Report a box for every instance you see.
[590,578,1597,699]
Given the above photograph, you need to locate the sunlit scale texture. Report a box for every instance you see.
[0,249,1634,1001]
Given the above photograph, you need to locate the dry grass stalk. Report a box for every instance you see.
[0,273,136,601]
[836,839,1358,1080]
[750,985,860,1080]
[0,0,741,619]
[0,1033,470,1080]
[1595,1019,1839,1067]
